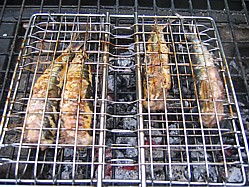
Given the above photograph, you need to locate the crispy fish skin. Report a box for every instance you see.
[60,52,93,146]
[24,52,71,147]
[143,25,171,111]
[24,42,83,149]
[188,26,224,127]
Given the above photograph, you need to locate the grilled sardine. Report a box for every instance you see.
[143,24,171,111]
[24,42,83,149]
[187,25,224,127]
[60,52,93,146]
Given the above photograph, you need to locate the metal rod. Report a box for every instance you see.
[0,0,26,111]
[134,12,147,187]
[97,12,110,187]
[223,0,249,98]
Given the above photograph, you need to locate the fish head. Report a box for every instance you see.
[72,52,84,63]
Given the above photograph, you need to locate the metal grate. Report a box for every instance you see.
[0,13,109,185]
[1,1,249,134]
[0,13,248,186]
[135,14,249,186]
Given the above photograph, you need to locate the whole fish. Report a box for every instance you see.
[60,52,93,146]
[143,24,171,111]
[187,25,224,127]
[23,42,83,149]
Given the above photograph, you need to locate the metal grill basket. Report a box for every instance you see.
[0,13,248,186]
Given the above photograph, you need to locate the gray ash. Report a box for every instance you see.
[104,48,139,180]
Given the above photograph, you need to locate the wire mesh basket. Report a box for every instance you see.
[0,13,248,186]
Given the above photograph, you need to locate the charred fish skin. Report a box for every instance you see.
[60,52,93,146]
[143,25,171,111]
[187,25,224,127]
[24,53,71,148]
[24,42,83,149]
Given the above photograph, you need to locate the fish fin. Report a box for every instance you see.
[187,22,199,42]
[189,20,197,32]
[152,19,174,33]
[83,51,89,59]
[153,24,166,33]
[64,32,85,53]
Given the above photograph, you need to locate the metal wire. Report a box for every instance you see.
[0,13,248,187]
[135,14,249,186]
[0,13,107,185]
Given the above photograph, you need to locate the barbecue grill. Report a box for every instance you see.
[0,1,249,186]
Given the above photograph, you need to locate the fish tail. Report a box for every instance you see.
[64,32,85,53]
[187,23,199,42]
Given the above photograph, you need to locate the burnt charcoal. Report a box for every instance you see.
[0,11,248,186]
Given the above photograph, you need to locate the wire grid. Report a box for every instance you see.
[0,13,108,185]
[99,14,141,186]
[0,13,248,186]
[135,15,249,185]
